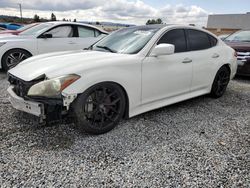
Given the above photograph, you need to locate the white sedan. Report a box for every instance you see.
[0,21,108,70]
[7,25,237,134]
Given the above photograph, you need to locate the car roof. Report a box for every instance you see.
[125,24,218,39]
[127,24,206,31]
[45,21,108,34]
[128,24,173,30]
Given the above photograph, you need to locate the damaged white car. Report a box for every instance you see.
[7,25,237,134]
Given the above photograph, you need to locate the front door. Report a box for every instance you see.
[37,25,78,54]
[142,29,192,104]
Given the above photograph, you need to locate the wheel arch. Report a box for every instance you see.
[1,48,33,69]
[68,81,130,119]
[110,81,130,119]
[222,63,231,75]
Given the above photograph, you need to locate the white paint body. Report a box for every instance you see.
[0,22,107,69]
[8,25,237,118]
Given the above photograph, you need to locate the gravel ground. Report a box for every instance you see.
[1,71,250,187]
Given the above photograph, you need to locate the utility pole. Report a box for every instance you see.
[18,3,23,23]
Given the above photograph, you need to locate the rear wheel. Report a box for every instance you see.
[210,66,230,98]
[72,82,126,134]
[2,49,31,71]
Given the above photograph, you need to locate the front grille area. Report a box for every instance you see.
[237,51,250,62]
[8,74,44,98]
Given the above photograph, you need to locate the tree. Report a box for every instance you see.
[156,18,163,24]
[62,18,66,21]
[146,18,163,25]
[146,19,151,25]
[73,19,77,22]
[96,21,100,25]
[51,13,56,21]
[34,14,40,22]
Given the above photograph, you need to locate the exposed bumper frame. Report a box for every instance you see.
[7,86,45,119]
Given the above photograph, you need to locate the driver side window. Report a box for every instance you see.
[157,29,187,53]
[46,26,74,38]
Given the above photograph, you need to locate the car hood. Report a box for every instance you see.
[0,30,18,35]
[225,41,250,51]
[8,50,132,81]
[0,34,34,41]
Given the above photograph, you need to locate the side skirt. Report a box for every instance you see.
[129,88,211,118]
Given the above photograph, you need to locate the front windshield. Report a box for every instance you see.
[92,26,160,54]
[19,23,53,36]
[225,30,250,42]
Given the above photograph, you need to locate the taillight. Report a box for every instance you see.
[234,51,237,57]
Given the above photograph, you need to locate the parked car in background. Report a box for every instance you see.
[224,30,250,76]
[218,34,229,41]
[0,21,108,70]
[7,25,237,134]
[0,23,23,30]
[0,23,39,35]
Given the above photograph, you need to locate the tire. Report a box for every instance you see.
[210,66,230,98]
[2,49,32,71]
[72,82,126,134]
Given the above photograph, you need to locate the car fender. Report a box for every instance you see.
[217,44,237,78]
[62,62,142,113]
[0,42,37,68]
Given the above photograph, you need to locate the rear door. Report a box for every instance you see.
[186,29,220,91]
[75,26,106,49]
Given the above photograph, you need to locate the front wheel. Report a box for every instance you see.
[72,82,126,134]
[210,66,230,98]
[2,49,31,71]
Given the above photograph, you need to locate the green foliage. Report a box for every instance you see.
[146,18,163,25]
[51,13,56,21]
[33,14,40,22]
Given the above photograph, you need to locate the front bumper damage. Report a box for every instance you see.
[8,85,77,122]
[8,86,45,118]
[7,74,77,123]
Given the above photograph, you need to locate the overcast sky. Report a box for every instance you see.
[0,0,249,26]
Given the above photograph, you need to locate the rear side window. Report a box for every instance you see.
[78,26,95,38]
[187,29,211,51]
[208,34,217,47]
[157,29,187,53]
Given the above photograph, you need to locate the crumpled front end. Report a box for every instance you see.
[7,73,71,122]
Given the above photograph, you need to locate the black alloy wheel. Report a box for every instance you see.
[210,66,230,98]
[2,49,31,71]
[73,82,126,134]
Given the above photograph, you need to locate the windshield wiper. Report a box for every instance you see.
[96,45,117,53]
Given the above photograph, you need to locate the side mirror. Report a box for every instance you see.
[41,33,53,39]
[151,43,175,56]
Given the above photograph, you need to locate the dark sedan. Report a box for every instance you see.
[224,30,250,76]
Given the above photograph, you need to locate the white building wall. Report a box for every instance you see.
[207,13,250,30]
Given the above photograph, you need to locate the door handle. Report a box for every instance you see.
[212,53,220,58]
[182,58,192,63]
[68,41,76,44]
